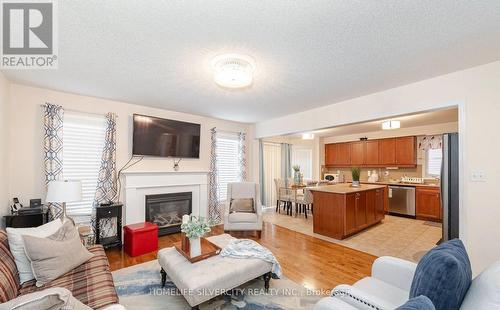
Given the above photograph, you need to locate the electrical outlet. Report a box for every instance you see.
[471,170,487,182]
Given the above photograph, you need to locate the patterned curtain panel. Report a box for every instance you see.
[238,132,247,181]
[93,113,118,207]
[418,135,443,150]
[43,103,64,220]
[208,128,221,223]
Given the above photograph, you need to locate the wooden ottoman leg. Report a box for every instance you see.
[263,272,272,292]
[160,268,167,287]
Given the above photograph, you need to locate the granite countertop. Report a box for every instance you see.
[309,183,386,194]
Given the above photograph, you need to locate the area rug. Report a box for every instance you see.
[112,260,320,309]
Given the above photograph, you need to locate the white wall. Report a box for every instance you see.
[7,83,253,206]
[255,61,500,274]
[0,73,10,219]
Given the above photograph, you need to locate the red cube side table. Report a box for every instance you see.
[124,222,158,257]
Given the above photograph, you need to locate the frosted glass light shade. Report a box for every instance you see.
[382,120,401,130]
[46,180,82,203]
[212,54,255,89]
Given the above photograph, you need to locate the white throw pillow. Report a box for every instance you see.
[460,259,500,310]
[6,219,63,284]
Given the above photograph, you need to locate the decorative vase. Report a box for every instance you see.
[352,180,360,187]
[294,171,300,184]
[189,237,201,257]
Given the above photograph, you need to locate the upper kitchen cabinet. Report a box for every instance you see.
[395,136,416,166]
[350,141,365,165]
[324,136,417,168]
[325,144,336,166]
[365,140,379,165]
[325,143,351,166]
[378,138,396,165]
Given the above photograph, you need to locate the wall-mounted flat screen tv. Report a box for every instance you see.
[132,114,200,158]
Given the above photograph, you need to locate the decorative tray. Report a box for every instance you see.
[174,237,221,263]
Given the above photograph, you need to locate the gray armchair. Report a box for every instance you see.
[223,182,263,238]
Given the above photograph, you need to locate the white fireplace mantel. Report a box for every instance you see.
[122,171,210,226]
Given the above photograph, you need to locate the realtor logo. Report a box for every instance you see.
[1,0,58,69]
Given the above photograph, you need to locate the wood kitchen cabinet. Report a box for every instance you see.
[378,138,396,165]
[365,140,379,165]
[313,185,386,239]
[350,141,365,165]
[375,187,386,220]
[416,187,442,222]
[325,144,336,166]
[346,192,368,235]
[395,136,416,166]
[324,136,416,168]
[325,143,351,166]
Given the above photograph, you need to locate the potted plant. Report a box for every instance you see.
[292,165,301,185]
[180,215,211,257]
[351,167,361,187]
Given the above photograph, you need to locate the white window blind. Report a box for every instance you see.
[216,133,241,201]
[292,147,313,179]
[62,112,106,221]
[426,148,442,177]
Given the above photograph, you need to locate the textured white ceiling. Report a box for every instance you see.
[2,1,500,123]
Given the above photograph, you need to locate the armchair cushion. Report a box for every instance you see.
[395,296,435,310]
[229,198,255,213]
[460,259,500,310]
[410,239,471,310]
[372,256,417,291]
[228,213,258,223]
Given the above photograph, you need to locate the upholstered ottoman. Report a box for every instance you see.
[157,234,273,308]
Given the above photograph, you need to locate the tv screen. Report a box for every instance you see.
[132,114,200,158]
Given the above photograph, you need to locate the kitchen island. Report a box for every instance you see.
[310,184,386,239]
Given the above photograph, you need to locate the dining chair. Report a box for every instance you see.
[274,179,293,215]
[295,187,313,219]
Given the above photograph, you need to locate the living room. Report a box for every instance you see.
[1,2,500,310]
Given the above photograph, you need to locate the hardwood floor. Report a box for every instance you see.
[106,222,376,291]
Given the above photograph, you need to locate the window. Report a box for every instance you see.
[426,148,442,177]
[262,142,281,208]
[63,112,106,222]
[216,132,242,201]
[292,147,313,179]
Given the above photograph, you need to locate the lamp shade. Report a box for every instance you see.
[46,180,82,203]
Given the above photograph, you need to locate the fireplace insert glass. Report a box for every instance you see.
[145,192,192,236]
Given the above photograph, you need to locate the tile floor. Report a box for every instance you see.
[263,209,442,262]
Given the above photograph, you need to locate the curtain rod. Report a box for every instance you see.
[261,140,282,146]
[212,127,244,135]
[40,104,118,118]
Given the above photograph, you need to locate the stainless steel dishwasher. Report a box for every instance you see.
[388,186,416,216]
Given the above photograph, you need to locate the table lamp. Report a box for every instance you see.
[46,180,82,220]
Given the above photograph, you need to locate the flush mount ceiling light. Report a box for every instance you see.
[382,120,401,130]
[302,133,315,140]
[212,54,256,89]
